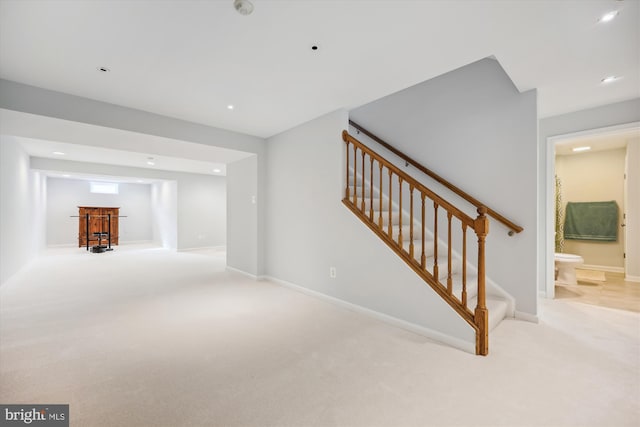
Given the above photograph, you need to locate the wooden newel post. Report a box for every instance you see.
[474,206,489,356]
[343,131,350,200]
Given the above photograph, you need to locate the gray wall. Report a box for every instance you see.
[350,58,538,315]
[265,110,474,346]
[46,178,153,246]
[31,157,226,251]
[538,98,640,293]
[178,173,226,250]
[227,155,259,275]
[0,136,47,284]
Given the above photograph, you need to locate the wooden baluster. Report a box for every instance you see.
[378,163,383,228]
[397,176,403,248]
[369,157,374,221]
[361,151,366,212]
[474,206,489,356]
[352,145,358,206]
[409,184,414,259]
[345,141,350,200]
[447,212,453,294]
[462,224,467,308]
[388,170,393,238]
[421,194,426,269]
[433,202,439,281]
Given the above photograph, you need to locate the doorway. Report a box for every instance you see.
[545,122,640,299]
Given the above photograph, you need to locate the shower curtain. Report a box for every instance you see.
[555,175,564,253]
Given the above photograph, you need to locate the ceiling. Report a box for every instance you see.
[0,0,638,141]
[0,108,255,178]
[555,127,640,156]
[21,137,229,177]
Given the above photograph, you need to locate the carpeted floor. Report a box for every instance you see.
[1,245,638,426]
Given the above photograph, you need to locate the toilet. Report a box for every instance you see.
[554,253,584,285]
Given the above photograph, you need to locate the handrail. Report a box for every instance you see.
[349,120,523,235]
[343,131,476,229]
[342,130,489,355]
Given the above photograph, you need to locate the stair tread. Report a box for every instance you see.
[467,296,509,331]
[346,169,511,341]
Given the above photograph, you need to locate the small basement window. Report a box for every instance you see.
[90,182,119,194]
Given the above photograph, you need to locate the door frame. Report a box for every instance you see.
[545,121,640,299]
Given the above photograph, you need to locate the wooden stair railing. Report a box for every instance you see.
[349,120,523,235]
[342,130,489,355]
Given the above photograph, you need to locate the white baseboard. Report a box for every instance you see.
[581,264,624,274]
[179,245,226,252]
[514,310,539,323]
[226,266,259,280]
[625,275,640,283]
[265,276,476,355]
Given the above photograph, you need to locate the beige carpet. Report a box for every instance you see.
[1,245,639,426]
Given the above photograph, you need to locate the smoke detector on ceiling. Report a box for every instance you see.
[233,0,254,16]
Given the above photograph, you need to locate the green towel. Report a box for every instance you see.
[564,201,618,241]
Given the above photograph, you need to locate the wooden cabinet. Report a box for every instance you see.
[78,206,119,247]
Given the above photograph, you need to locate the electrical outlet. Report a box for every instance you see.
[329,267,336,279]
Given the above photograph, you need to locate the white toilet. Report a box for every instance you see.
[554,253,584,285]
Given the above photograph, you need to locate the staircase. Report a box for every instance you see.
[342,126,521,355]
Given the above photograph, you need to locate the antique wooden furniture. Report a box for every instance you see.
[78,206,120,248]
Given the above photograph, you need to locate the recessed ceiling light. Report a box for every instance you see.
[227,104,234,110]
[137,180,144,183]
[572,146,591,152]
[63,174,71,178]
[97,66,110,73]
[599,10,618,23]
[147,161,155,166]
[213,168,221,173]
[601,75,621,84]
[53,151,65,155]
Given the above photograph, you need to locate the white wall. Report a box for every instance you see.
[151,181,178,250]
[539,98,640,294]
[625,138,640,281]
[0,136,47,284]
[46,178,153,246]
[31,157,226,251]
[349,58,538,315]
[227,155,258,276]
[266,110,474,347]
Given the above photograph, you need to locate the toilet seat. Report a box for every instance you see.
[555,253,583,263]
